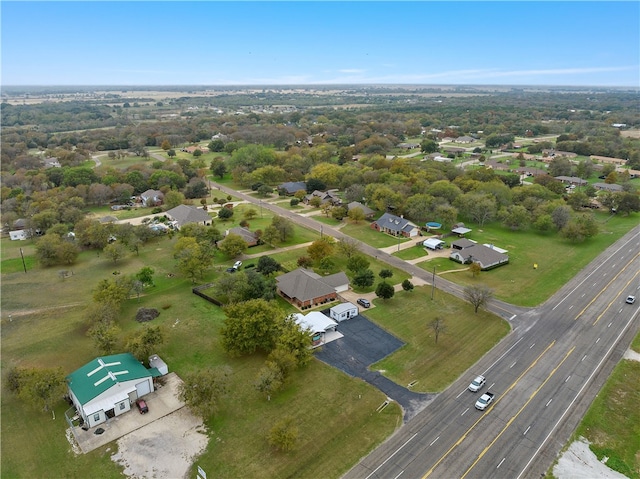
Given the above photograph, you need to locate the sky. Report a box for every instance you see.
[1,1,639,87]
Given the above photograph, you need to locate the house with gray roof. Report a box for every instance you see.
[593,183,623,192]
[140,189,164,207]
[278,181,307,195]
[66,353,157,428]
[304,190,342,206]
[276,268,349,309]
[165,205,212,229]
[346,201,375,219]
[371,213,420,238]
[449,244,509,270]
[226,226,259,247]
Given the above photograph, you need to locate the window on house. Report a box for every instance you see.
[93,413,100,422]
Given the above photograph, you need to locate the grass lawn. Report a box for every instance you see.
[367,287,510,392]
[569,351,640,479]
[393,245,430,261]
[1,234,403,479]
[340,222,413,249]
[416,213,639,307]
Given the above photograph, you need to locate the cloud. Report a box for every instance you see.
[338,69,365,74]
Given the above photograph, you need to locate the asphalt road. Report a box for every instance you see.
[212,182,640,479]
[344,226,640,479]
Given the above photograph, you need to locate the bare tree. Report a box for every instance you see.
[463,285,493,313]
[429,316,447,344]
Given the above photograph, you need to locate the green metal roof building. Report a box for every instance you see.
[66,353,154,428]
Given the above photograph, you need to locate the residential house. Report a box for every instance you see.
[278,181,307,196]
[590,155,626,166]
[276,268,349,309]
[455,136,475,143]
[181,145,209,154]
[516,166,546,177]
[371,213,420,238]
[140,189,164,207]
[451,238,477,250]
[165,205,212,229]
[442,146,466,154]
[554,176,588,186]
[226,226,259,247]
[542,149,578,158]
[304,190,342,206]
[593,183,623,192]
[397,142,420,150]
[66,353,158,429]
[346,201,375,219]
[449,244,509,270]
[485,159,512,172]
[43,157,61,168]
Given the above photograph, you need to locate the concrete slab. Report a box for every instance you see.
[69,372,185,454]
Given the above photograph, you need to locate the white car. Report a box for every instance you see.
[233,260,243,270]
[475,392,494,411]
[468,375,486,392]
[626,295,636,304]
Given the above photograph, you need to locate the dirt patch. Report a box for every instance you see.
[553,437,628,479]
[111,408,208,479]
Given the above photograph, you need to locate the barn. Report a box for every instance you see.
[66,353,157,428]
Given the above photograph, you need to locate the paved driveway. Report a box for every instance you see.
[315,315,435,422]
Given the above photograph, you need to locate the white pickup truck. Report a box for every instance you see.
[475,392,494,410]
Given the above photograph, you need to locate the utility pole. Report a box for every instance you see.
[20,248,27,273]
[431,266,436,300]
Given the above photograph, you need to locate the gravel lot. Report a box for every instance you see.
[110,408,208,479]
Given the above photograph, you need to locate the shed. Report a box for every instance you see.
[294,312,338,347]
[148,354,169,376]
[423,238,445,250]
[329,302,358,322]
[9,230,28,241]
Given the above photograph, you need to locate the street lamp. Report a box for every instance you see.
[320,225,323,238]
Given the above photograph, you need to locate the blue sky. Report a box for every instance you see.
[2,1,638,86]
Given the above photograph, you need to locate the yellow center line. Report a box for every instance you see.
[594,269,640,325]
[460,346,575,478]
[422,341,555,479]
[574,252,640,321]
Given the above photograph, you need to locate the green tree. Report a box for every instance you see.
[347,254,370,273]
[268,416,299,452]
[173,237,213,283]
[210,158,227,179]
[271,216,294,242]
[218,233,248,258]
[164,190,186,209]
[221,299,283,356]
[551,205,572,230]
[261,225,280,247]
[178,366,231,419]
[420,139,439,154]
[307,238,335,263]
[126,324,165,362]
[379,269,393,281]
[93,276,132,308]
[103,242,127,264]
[375,281,395,300]
[469,262,482,277]
[256,256,281,275]
[402,279,414,292]
[34,234,62,266]
[218,206,234,220]
[11,367,66,412]
[353,269,375,288]
[136,266,155,287]
[254,363,283,400]
[498,205,530,230]
[347,207,365,223]
[88,320,121,354]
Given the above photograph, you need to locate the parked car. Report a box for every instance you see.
[136,398,149,414]
[226,267,237,273]
[626,295,636,304]
[468,375,486,392]
[233,260,243,269]
[357,298,370,308]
